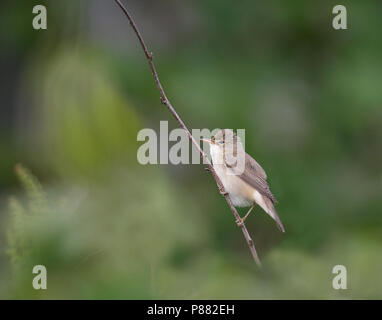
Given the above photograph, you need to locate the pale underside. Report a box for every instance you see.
[209,143,285,232]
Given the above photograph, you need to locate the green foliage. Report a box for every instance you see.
[25,47,142,179]
[6,164,48,270]
[6,197,27,269]
[14,164,47,216]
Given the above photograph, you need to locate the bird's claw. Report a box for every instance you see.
[205,167,211,173]
[219,187,228,196]
[236,218,244,227]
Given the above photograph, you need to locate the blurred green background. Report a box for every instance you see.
[0,0,381,299]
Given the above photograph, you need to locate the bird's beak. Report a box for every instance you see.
[201,138,213,145]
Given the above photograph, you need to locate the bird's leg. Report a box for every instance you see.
[236,204,255,227]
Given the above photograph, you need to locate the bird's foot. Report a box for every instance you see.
[236,204,254,227]
[204,167,211,173]
[236,217,244,227]
[219,187,228,196]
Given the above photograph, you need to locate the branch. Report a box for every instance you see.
[114,0,261,267]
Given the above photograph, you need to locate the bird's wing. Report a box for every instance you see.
[226,152,284,231]
[245,152,267,180]
[226,153,277,203]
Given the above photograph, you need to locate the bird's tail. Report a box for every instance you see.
[262,196,285,233]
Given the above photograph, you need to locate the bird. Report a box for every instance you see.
[202,129,285,232]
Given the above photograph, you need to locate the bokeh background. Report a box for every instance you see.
[0,0,381,299]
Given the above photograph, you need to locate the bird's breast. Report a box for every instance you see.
[210,145,254,208]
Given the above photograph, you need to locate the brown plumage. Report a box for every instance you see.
[204,129,285,232]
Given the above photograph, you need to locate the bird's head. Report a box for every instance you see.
[201,129,242,150]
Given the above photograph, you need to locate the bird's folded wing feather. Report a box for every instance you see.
[245,153,267,180]
[227,153,277,203]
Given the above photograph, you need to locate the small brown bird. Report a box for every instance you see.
[202,129,285,232]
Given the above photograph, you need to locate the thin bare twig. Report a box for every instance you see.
[114,0,261,267]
